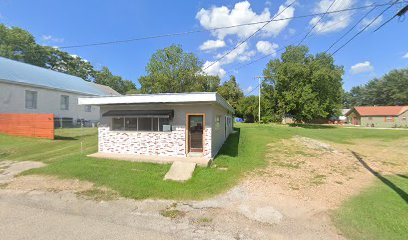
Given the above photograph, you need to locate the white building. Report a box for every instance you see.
[79,93,234,161]
[0,57,119,126]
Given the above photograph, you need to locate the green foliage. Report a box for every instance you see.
[94,67,136,94]
[0,24,136,94]
[263,45,344,122]
[345,68,408,107]
[217,75,244,109]
[139,44,220,93]
[237,96,259,122]
[333,175,408,240]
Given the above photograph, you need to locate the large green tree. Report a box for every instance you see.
[0,23,136,94]
[263,45,344,122]
[345,68,408,107]
[236,96,259,123]
[94,67,136,95]
[217,75,244,109]
[139,44,220,93]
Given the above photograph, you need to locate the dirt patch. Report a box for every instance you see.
[5,175,94,192]
[77,187,120,201]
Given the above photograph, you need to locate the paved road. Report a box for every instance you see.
[0,200,173,240]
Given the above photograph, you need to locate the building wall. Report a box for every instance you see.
[98,103,224,158]
[360,112,408,128]
[0,81,100,122]
[211,104,234,157]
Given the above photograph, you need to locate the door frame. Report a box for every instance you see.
[186,113,206,155]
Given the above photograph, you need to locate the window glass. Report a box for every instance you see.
[25,90,37,109]
[138,117,152,131]
[60,95,69,110]
[112,117,124,130]
[159,118,170,131]
[125,118,137,130]
[84,105,91,112]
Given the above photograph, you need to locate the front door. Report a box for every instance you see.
[188,115,204,153]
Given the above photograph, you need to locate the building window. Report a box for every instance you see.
[385,116,394,122]
[111,117,171,132]
[402,117,407,121]
[60,95,69,110]
[25,90,37,109]
[84,105,92,112]
[368,117,373,120]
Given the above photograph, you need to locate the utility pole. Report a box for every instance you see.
[254,76,266,123]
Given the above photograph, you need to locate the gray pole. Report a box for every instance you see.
[255,76,266,123]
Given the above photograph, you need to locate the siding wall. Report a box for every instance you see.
[99,103,220,158]
[0,82,100,122]
[211,104,234,157]
[0,113,54,139]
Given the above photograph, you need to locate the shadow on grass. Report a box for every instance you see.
[54,135,78,141]
[289,124,337,129]
[216,127,240,158]
[350,150,408,204]
[397,174,408,180]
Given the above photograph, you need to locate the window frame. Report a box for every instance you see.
[60,95,70,110]
[111,116,171,132]
[25,90,38,109]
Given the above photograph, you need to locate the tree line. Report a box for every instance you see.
[0,24,136,94]
[2,24,404,123]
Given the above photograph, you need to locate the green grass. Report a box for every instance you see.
[0,124,407,201]
[333,174,408,240]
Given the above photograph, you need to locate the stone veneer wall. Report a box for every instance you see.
[98,125,213,158]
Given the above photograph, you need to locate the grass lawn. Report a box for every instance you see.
[1,124,407,200]
[1,123,408,238]
[333,174,408,240]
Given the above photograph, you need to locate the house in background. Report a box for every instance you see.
[79,92,234,163]
[345,106,408,128]
[0,57,120,127]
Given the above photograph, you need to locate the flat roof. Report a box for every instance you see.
[78,92,235,113]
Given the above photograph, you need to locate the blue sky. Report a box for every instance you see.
[1,0,407,93]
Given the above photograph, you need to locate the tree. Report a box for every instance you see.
[139,44,220,93]
[94,67,136,94]
[217,75,244,109]
[236,96,259,123]
[345,68,408,107]
[263,45,344,122]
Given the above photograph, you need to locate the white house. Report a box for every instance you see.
[78,93,234,160]
[0,57,119,126]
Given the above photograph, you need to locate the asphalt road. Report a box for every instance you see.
[0,200,173,240]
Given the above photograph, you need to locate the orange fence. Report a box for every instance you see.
[0,113,54,139]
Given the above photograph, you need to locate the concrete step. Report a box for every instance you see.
[163,161,196,182]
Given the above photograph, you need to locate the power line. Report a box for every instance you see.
[202,1,296,71]
[246,83,260,95]
[373,3,408,31]
[224,9,360,74]
[297,0,338,46]
[330,0,401,55]
[51,1,405,50]
[325,4,378,53]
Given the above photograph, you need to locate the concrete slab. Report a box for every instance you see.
[0,161,46,184]
[163,161,196,182]
[88,152,211,167]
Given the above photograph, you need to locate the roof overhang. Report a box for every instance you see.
[103,110,174,119]
[78,92,235,113]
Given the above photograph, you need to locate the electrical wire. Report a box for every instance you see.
[202,1,296,71]
[330,0,401,55]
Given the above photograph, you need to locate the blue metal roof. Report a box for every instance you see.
[0,57,106,96]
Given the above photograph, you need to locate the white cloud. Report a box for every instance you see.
[244,85,254,94]
[403,52,408,59]
[310,0,355,34]
[350,61,374,75]
[215,42,256,64]
[196,1,295,40]
[202,61,226,78]
[359,15,383,30]
[256,41,279,55]
[199,39,226,51]
[41,35,64,43]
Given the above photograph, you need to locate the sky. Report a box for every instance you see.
[1,0,407,94]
